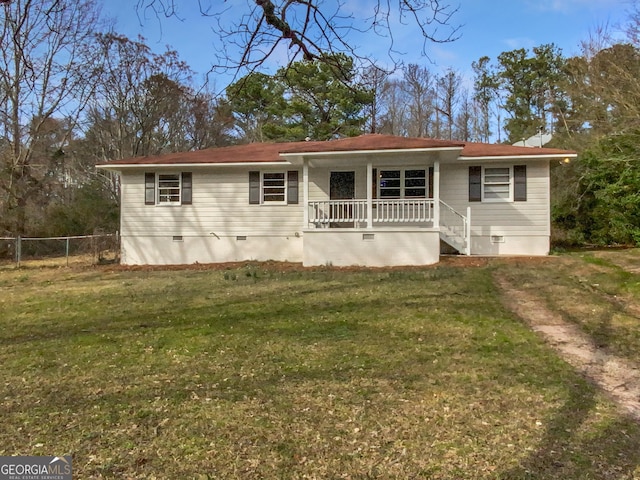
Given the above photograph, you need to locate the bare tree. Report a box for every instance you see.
[0,0,104,235]
[471,56,498,143]
[436,67,461,139]
[85,33,200,161]
[453,88,473,141]
[624,1,640,47]
[360,65,390,134]
[134,1,460,78]
[402,64,436,137]
[377,78,410,136]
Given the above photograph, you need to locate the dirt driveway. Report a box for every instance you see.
[496,272,640,422]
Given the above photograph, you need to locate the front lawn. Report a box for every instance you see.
[1,260,639,479]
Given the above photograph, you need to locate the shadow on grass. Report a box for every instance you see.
[0,269,464,349]
[498,378,640,479]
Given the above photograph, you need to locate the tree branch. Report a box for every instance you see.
[135,0,461,81]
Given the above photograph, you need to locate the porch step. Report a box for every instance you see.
[438,201,470,256]
[439,229,467,254]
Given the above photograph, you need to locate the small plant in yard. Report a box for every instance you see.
[0,256,639,479]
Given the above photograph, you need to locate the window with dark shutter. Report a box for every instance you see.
[469,166,482,202]
[287,171,299,204]
[157,174,181,203]
[514,165,527,201]
[145,172,155,205]
[249,171,260,204]
[181,172,192,205]
[484,167,510,201]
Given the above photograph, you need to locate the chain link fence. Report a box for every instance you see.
[0,233,120,267]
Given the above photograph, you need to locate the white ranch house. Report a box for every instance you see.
[98,134,576,267]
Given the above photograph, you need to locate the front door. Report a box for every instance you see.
[329,171,355,226]
[330,171,355,200]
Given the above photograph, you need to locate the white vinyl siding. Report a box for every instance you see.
[121,168,303,237]
[440,160,550,236]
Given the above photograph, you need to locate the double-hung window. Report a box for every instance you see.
[483,167,511,201]
[145,172,192,205]
[378,169,427,198]
[262,172,286,202]
[249,171,299,205]
[158,174,181,203]
[469,165,526,202]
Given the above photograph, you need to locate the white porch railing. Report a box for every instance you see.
[308,200,368,225]
[373,199,434,223]
[308,199,435,226]
[439,200,471,255]
[307,199,471,255]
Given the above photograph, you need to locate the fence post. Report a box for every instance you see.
[66,237,70,267]
[16,236,21,267]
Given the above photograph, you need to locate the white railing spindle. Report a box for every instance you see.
[308,199,434,227]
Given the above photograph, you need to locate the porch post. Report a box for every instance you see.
[433,160,440,228]
[466,206,472,256]
[366,162,373,228]
[303,159,309,227]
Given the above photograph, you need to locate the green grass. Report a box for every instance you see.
[1,260,640,479]
[495,250,640,365]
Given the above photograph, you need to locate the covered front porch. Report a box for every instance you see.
[303,160,470,244]
[304,199,471,266]
[290,155,471,266]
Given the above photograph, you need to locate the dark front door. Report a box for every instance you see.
[330,171,355,200]
[329,171,355,226]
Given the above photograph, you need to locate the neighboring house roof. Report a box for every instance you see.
[98,134,576,168]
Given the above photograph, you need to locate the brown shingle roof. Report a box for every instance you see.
[99,134,575,166]
[102,142,287,165]
[460,141,576,157]
[280,134,464,153]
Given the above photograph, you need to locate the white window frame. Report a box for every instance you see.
[482,166,513,203]
[378,168,427,199]
[157,173,182,205]
[261,171,287,204]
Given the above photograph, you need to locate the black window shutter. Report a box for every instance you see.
[144,172,155,205]
[469,166,482,202]
[514,165,527,201]
[428,167,434,199]
[182,172,193,205]
[287,170,299,204]
[249,171,260,204]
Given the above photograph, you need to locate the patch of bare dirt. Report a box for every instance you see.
[100,255,555,273]
[495,275,640,422]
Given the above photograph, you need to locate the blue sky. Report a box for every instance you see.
[101,0,630,89]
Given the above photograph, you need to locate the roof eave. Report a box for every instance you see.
[96,161,288,170]
[458,153,578,161]
[281,146,464,166]
[280,146,463,159]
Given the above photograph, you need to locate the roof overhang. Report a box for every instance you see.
[457,153,578,162]
[97,161,288,171]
